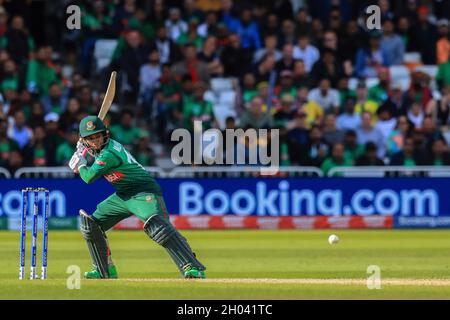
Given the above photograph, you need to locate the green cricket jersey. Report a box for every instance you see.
[79,139,161,199]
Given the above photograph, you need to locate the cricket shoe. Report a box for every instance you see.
[84,265,119,279]
[184,267,206,279]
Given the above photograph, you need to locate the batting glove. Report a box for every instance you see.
[69,152,87,173]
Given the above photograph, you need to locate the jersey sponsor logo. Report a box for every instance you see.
[104,171,125,183]
[95,160,106,165]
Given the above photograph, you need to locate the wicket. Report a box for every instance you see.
[19,188,49,280]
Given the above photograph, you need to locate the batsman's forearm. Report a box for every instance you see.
[79,166,101,184]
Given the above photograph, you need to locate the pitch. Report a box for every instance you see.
[1,229,450,299]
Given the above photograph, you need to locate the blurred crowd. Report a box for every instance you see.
[1,0,450,175]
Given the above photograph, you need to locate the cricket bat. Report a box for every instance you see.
[98,71,117,121]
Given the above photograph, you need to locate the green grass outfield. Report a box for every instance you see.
[1,229,450,299]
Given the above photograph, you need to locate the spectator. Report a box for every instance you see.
[7,110,32,149]
[26,126,48,166]
[241,72,258,103]
[55,125,78,166]
[256,81,277,110]
[387,115,413,156]
[183,81,216,131]
[0,115,18,167]
[436,56,450,88]
[236,8,261,50]
[410,6,437,64]
[337,96,361,131]
[5,149,23,175]
[5,15,34,66]
[287,112,310,165]
[177,17,204,49]
[295,86,324,127]
[81,0,113,38]
[155,63,182,139]
[111,30,149,103]
[220,33,252,78]
[275,70,296,97]
[428,138,450,166]
[59,98,81,131]
[271,0,294,22]
[402,71,433,110]
[321,29,340,53]
[182,0,204,23]
[322,113,345,145]
[343,130,364,164]
[1,59,18,93]
[311,18,324,44]
[340,20,363,62]
[380,19,405,66]
[221,0,239,33]
[292,34,320,73]
[294,8,311,38]
[355,142,385,166]
[274,93,296,127]
[254,52,277,85]
[356,112,385,158]
[390,136,427,166]
[307,124,329,167]
[421,116,444,150]
[407,102,425,129]
[355,31,387,78]
[276,43,295,73]
[397,16,414,52]
[165,7,188,42]
[28,101,46,129]
[261,13,280,40]
[26,46,59,96]
[172,43,210,84]
[310,48,344,87]
[375,107,397,148]
[110,109,142,150]
[151,25,183,65]
[383,83,406,116]
[197,11,218,38]
[253,34,282,64]
[139,49,162,119]
[292,59,310,88]
[308,78,340,112]
[336,76,352,105]
[436,19,450,65]
[133,131,154,166]
[148,0,167,28]
[276,19,295,47]
[111,0,137,34]
[0,7,7,39]
[42,112,63,166]
[401,0,418,25]
[41,83,68,115]
[240,95,272,129]
[321,143,352,176]
[428,85,450,125]
[354,80,379,119]
[197,36,223,76]
[77,85,94,114]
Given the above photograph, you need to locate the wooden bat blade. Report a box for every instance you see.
[98,71,117,121]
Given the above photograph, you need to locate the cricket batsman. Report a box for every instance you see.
[68,115,206,279]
